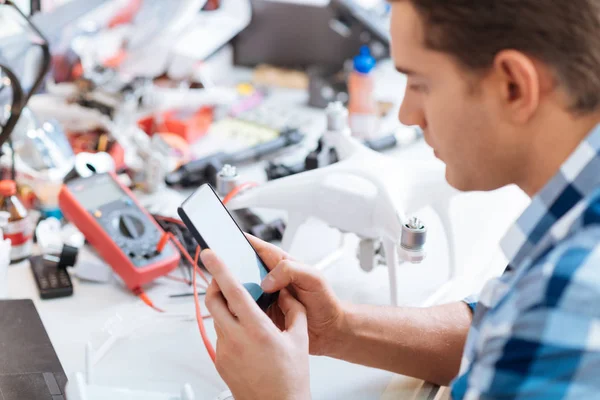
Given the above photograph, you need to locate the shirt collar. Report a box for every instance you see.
[500,123,600,266]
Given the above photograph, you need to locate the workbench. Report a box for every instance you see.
[5,66,530,399]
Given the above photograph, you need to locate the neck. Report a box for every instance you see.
[519,111,600,197]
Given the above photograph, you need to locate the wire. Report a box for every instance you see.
[0,65,24,149]
[9,139,15,180]
[162,232,216,363]
[155,215,197,277]
[154,215,186,226]
[169,291,207,298]
[130,235,216,365]
[154,215,194,281]
[222,182,259,205]
[156,232,170,253]
[164,274,192,285]
[133,287,165,313]
[193,246,216,362]
[168,225,192,281]
[159,232,210,286]
[141,181,260,363]
[186,180,259,364]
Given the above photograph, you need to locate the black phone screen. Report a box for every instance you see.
[178,184,276,310]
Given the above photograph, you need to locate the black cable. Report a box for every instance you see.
[153,216,197,283]
[30,0,41,15]
[0,65,24,150]
[5,0,51,105]
[0,1,51,150]
[9,139,15,180]
[171,226,192,283]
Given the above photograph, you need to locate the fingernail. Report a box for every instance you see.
[261,275,276,291]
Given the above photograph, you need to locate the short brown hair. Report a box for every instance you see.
[401,0,600,113]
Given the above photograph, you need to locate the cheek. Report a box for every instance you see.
[424,96,474,150]
[426,95,496,165]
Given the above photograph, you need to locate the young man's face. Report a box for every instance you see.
[391,2,525,192]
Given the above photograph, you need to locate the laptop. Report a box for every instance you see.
[0,299,67,400]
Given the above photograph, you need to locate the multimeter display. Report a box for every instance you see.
[70,174,125,211]
[59,173,180,290]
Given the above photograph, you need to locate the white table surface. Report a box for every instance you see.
[4,69,530,399]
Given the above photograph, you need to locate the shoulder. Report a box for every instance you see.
[521,186,600,316]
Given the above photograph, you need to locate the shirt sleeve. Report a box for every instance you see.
[459,232,600,399]
[462,294,479,314]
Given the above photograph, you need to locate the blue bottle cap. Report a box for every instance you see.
[353,45,376,74]
[41,207,63,220]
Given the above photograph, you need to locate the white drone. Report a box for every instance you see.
[227,102,459,306]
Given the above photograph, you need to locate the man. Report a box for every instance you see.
[201,0,600,398]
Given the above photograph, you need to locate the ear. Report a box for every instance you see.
[492,50,541,123]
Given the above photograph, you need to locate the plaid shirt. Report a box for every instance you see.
[451,125,600,399]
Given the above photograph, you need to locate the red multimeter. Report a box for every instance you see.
[58,172,180,290]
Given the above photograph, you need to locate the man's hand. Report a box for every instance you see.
[202,249,311,400]
[247,235,346,356]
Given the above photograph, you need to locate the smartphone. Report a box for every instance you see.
[177,184,278,311]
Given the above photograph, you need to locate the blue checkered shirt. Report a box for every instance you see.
[451,125,600,399]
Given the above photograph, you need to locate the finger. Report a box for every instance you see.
[261,259,326,293]
[278,289,308,340]
[246,234,291,270]
[267,303,285,331]
[205,280,237,331]
[201,249,270,324]
[209,281,238,317]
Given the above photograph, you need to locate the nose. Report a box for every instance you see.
[398,92,426,130]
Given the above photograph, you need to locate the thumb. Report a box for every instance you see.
[261,260,326,293]
[278,289,308,339]
[246,233,291,270]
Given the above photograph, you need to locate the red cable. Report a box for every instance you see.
[157,232,210,286]
[222,182,258,205]
[132,234,216,364]
[143,182,260,362]
[163,233,216,362]
[134,287,165,313]
[156,233,170,253]
[190,181,259,362]
[194,246,216,363]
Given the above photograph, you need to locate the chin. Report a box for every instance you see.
[446,169,506,192]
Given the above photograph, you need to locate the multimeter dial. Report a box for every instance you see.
[115,214,145,239]
[101,207,159,262]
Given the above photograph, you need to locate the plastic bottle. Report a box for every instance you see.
[0,180,33,264]
[348,45,378,139]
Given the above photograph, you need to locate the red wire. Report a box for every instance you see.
[162,232,210,286]
[222,182,258,205]
[134,288,165,313]
[132,234,216,364]
[188,181,259,362]
[141,182,260,362]
[156,233,170,253]
[194,246,216,363]
[164,232,216,363]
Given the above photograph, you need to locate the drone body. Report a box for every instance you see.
[227,103,459,305]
